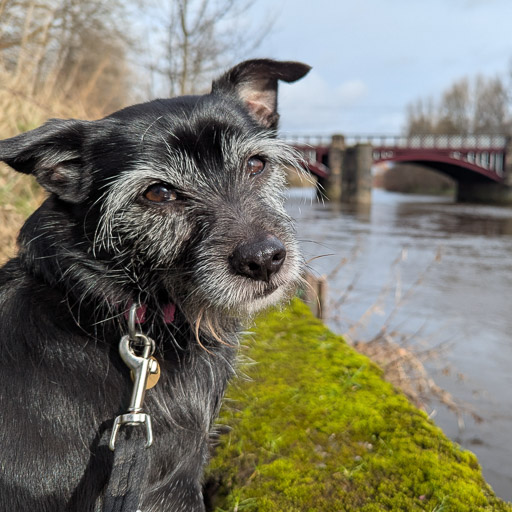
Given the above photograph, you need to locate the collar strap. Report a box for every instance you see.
[124,303,176,324]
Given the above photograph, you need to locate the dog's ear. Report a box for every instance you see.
[212,59,311,129]
[0,118,90,203]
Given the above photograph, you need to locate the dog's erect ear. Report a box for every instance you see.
[211,59,311,129]
[0,118,90,203]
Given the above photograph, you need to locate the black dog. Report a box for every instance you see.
[0,59,310,511]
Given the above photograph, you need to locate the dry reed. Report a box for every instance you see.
[318,245,480,430]
[0,67,102,263]
[0,5,121,263]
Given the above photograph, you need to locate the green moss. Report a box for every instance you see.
[208,299,511,511]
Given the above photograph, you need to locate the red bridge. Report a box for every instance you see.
[288,134,509,183]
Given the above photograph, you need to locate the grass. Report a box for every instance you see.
[207,299,511,511]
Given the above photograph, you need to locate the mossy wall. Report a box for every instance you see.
[207,299,511,511]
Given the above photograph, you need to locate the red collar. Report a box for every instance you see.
[124,303,176,324]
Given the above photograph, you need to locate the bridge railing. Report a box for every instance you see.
[358,134,508,150]
[283,133,509,150]
[281,134,332,147]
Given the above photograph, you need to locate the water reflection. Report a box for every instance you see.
[287,187,512,501]
[392,201,512,237]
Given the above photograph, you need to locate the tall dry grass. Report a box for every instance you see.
[0,69,103,262]
[0,41,118,262]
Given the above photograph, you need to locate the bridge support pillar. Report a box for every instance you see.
[319,134,344,201]
[457,136,512,204]
[341,143,373,204]
[457,182,512,204]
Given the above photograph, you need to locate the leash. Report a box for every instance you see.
[103,304,161,512]
[103,437,152,512]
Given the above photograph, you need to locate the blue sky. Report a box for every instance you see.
[243,0,512,135]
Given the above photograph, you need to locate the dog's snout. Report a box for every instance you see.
[230,235,286,282]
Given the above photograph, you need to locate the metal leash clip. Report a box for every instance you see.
[109,305,159,451]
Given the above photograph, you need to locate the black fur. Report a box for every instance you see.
[0,59,310,511]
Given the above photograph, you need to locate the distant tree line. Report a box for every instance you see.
[405,73,511,135]
[375,164,455,196]
[379,70,512,195]
[0,0,266,126]
[0,0,132,114]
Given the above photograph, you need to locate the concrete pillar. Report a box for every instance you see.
[456,137,512,203]
[320,134,345,201]
[457,181,512,204]
[503,137,512,187]
[341,143,372,204]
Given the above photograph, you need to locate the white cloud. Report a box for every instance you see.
[256,0,512,135]
[277,71,370,134]
[336,79,368,105]
[279,71,368,110]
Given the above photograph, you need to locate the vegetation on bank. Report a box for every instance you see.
[373,164,455,197]
[207,299,511,511]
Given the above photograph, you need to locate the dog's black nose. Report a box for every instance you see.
[230,235,286,282]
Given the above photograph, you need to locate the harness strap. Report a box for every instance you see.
[103,436,151,512]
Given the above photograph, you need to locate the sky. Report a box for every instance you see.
[241,0,512,136]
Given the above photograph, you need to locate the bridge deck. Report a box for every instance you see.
[286,134,509,183]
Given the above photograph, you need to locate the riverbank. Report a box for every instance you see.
[286,188,512,498]
[207,299,510,511]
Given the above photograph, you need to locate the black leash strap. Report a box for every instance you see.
[103,437,151,512]
[102,304,160,512]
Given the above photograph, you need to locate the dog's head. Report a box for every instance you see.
[0,59,310,329]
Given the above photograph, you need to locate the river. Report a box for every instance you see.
[286,187,512,501]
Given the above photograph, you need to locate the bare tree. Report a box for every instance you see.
[406,98,436,134]
[406,73,511,136]
[0,0,272,121]
[437,78,471,134]
[146,0,269,96]
[473,75,509,134]
[0,0,133,114]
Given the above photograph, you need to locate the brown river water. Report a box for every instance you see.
[286,187,512,501]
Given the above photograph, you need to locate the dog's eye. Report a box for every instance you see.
[247,156,266,176]
[143,184,177,203]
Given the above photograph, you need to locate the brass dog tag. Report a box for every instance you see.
[131,356,160,389]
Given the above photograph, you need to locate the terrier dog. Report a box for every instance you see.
[0,59,310,511]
